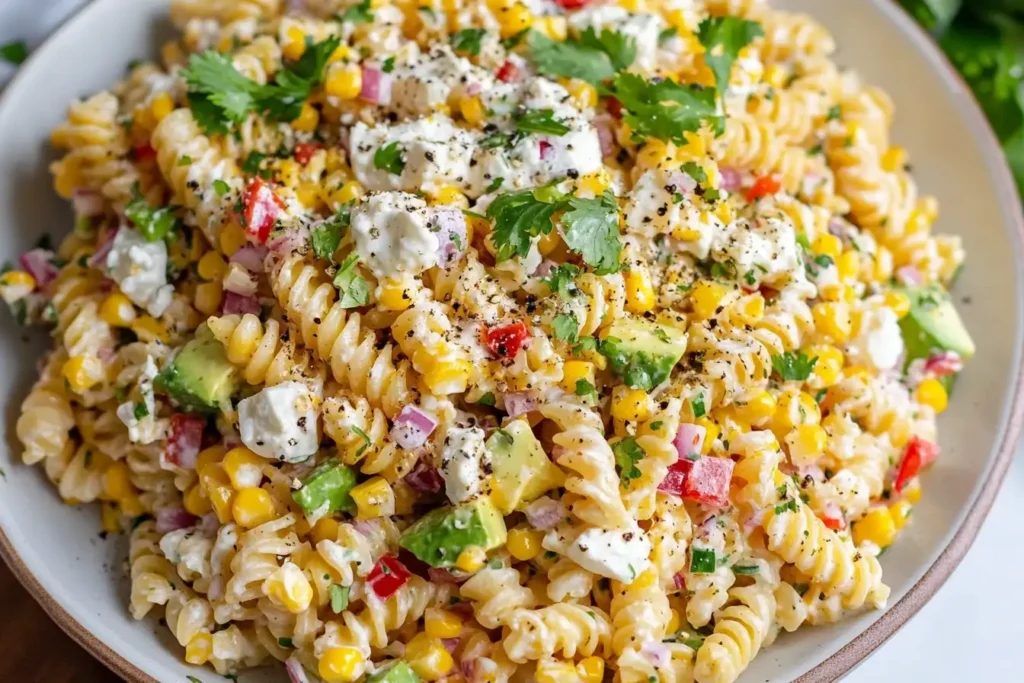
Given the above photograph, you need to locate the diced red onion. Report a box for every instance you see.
[72,189,104,217]
[155,507,198,533]
[668,170,698,195]
[200,513,220,536]
[532,259,556,279]
[550,444,567,463]
[461,659,478,679]
[744,507,766,534]
[19,249,59,288]
[538,140,554,161]
[896,265,923,286]
[641,641,671,667]
[797,464,825,481]
[405,459,444,493]
[430,209,467,268]
[164,414,205,470]
[230,243,268,273]
[503,391,538,418]
[673,572,686,590]
[524,496,564,530]
[352,518,381,537]
[594,113,615,157]
[466,82,482,96]
[360,65,393,105]
[391,405,439,449]
[925,351,963,377]
[673,423,706,461]
[428,567,466,584]
[222,291,261,315]
[699,514,718,539]
[98,346,117,363]
[266,225,310,254]
[88,226,119,268]
[719,167,742,192]
[285,655,312,683]
[828,217,852,239]
[442,638,460,653]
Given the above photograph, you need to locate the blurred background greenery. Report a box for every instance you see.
[901,0,1024,194]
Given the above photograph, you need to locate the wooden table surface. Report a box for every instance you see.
[0,560,119,683]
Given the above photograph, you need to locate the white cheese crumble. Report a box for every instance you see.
[567,523,652,583]
[238,381,320,462]
[105,228,173,316]
[440,425,491,505]
[712,214,804,287]
[389,45,492,117]
[623,169,720,259]
[116,355,167,444]
[159,527,211,580]
[847,305,904,371]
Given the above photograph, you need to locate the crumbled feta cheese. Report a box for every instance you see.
[567,523,652,583]
[390,45,491,117]
[238,381,320,462]
[105,228,173,316]
[160,527,211,579]
[349,115,478,195]
[568,5,665,72]
[847,305,904,371]
[440,426,491,504]
[116,355,167,444]
[712,214,803,287]
[623,169,719,259]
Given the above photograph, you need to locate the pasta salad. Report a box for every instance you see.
[1,0,975,681]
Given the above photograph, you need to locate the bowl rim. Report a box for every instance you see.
[1,0,1022,682]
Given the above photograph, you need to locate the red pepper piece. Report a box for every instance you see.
[242,177,286,244]
[367,555,412,599]
[483,321,529,360]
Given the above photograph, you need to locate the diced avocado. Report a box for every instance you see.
[154,326,238,412]
[600,317,687,390]
[899,286,975,390]
[292,460,357,516]
[399,497,507,568]
[366,661,420,683]
[487,419,565,514]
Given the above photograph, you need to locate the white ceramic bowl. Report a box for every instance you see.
[1,0,1022,681]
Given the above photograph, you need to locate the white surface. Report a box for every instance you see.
[1,1,1023,682]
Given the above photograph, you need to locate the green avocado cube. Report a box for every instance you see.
[399,497,507,568]
[600,317,687,390]
[898,286,975,392]
[154,326,238,413]
[366,661,420,683]
[487,420,564,514]
[292,460,357,516]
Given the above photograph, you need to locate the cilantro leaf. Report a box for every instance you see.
[526,30,617,85]
[124,186,179,242]
[560,190,621,273]
[613,436,646,487]
[186,92,232,135]
[771,351,818,381]
[477,392,496,407]
[451,28,487,56]
[681,161,708,185]
[696,17,764,92]
[182,51,261,127]
[485,177,504,192]
[329,584,350,613]
[311,210,350,261]
[0,41,28,66]
[213,179,230,196]
[339,0,374,24]
[604,72,722,143]
[575,378,598,399]
[514,108,570,136]
[486,187,561,261]
[332,254,370,308]
[552,313,579,343]
[241,151,268,176]
[374,142,405,175]
[543,263,581,300]
[578,27,636,72]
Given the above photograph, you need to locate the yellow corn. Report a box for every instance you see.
[455,545,487,573]
[738,293,765,321]
[890,500,913,530]
[904,482,923,504]
[637,139,675,170]
[666,608,681,635]
[576,656,605,683]
[808,344,844,386]
[231,487,278,528]
[836,251,860,281]
[560,360,596,394]
[197,251,227,284]
[432,184,469,208]
[0,269,36,291]
[535,15,568,41]
[611,387,651,422]
[319,646,364,683]
[62,355,103,392]
[852,507,896,548]
[812,301,851,343]
[283,26,308,61]
[223,447,266,490]
[184,632,213,665]
[916,378,948,413]
[292,101,320,133]
[734,390,778,425]
[625,268,656,314]
[119,494,145,518]
[101,502,121,533]
[325,63,363,100]
[311,517,341,545]
[264,562,314,613]
[193,281,223,316]
[872,245,894,283]
[884,290,911,319]
[673,226,703,242]
[425,607,463,639]
[218,221,247,256]
[577,170,612,195]
[150,92,175,124]
[507,527,543,561]
[378,279,414,311]
[99,292,137,327]
[131,315,169,344]
[423,358,473,395]
[406,633,455,681]
[459,95,485,126]
[763,63,789,88]
[196,445,225,472]
[183,483,212,516]
[881,145,908,172]
[785,423,828,467]
[694,417,718,454]
[812,234,842,261]
[332,180,364,206]
[690,280,729,320]
[537,661,577,683]
[102,461,133,501]
[497,3,534,38]
[566,79,598,108]
[537,230,563,256]
[350,477,395,519]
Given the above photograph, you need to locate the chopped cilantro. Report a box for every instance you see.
[560,190,622,274]
[451,28,487,56]
[351,426,372,458]
[771,351,818,381]
[486,185,563,262]
[212,179,230,196]
[526,30,617,85]
[0,41,28,65]
[577,26,636,72]
[774,498,798,514]
[613,436,646,487]
[543,263,581,300]
[477,392,496,407]
[278,637,293,648]
[177,155,192,166]
[339,0,374,23]
[310,209,350,262]
[241,151,269,177]
[575,379,598,399]
[573,335,599,354]
[514,108,570,136]
[485,176,505,193]
[696,17,764,91]
[796,232,812,250]
[552,312,579,343]
[124,185,179,242]
[382,56,395,73]
[826,104,842,121]
[658,27,679,44]
[373,141,405,175]
[331,254,370,308]
[133,402,149,420]
[604,72,722,143]
[329,584,350,613]
[681,161,708,185]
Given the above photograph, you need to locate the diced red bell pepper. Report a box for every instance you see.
[367,555,412,600]
[658,457,693,497]
[133,142,157,161]
[496,61,522,84]
[893,436,939,493]
[745,174,782,202]
[483,321,529,360]
[555,0,595,8]
[165,414,205,469]
[294,142,320,165]
[818,501,846,531]
[606,97,624,120]
[242,177,286,244]
[658,455,734,508]
[924,351,963,377]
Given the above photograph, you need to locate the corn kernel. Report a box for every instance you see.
[182,483,211,516]
[690,280,729,320]
[738,293,765,321]
[836,251,860,281]
[292,101,320,133]
[455,545,487,573]
[406,633,455,681]
[0,269,36,291]
[62,355,103,392]
[535,15,568,41]
[611,387,651,422]
[319,646,364,683]
[884,290,911,319]
[431,184,469,208]
[852,507,896,548]
[537,662,577,683]
[497,3,534,39]
[232,487,278,528]
[560,360,596,394]
[218,220,246,256]
[150,92,175,124]
[423,358,473,395]
[425,607,463,639]
[283,27,308,61]
[333,180,364,207]
[694,417,718,454]
[102,461,133,501]
[97,292,136,327]
[119,493,145,518]
[890,500,913,530]
[904,482,923,504]
[325,63,363,100]
[264,562,314,613]
[624,268,656,314]
[193,281,223,316]
[131,315,170,344]
[666,608,681,634]
[812,234,842,261]
[459,95,485,126]
[785,424,828,467]
[812,301,851,343]
[734,390,777,425]
[566,79,598,108]
[637,139,675,170]
[101,502,121,533]
[916,378,948,414]
[576,656,605,683]
[537,230,563,257]
[672,226,703,242]
[577,170,611,195]
[350,476,395,519]
[808,345,844,386]
[507,527,543,561]
[881,145,907,172]
[378,279,414,311]
[223,447,266,490]
[185,632,213,665]
[763,63,789,88]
